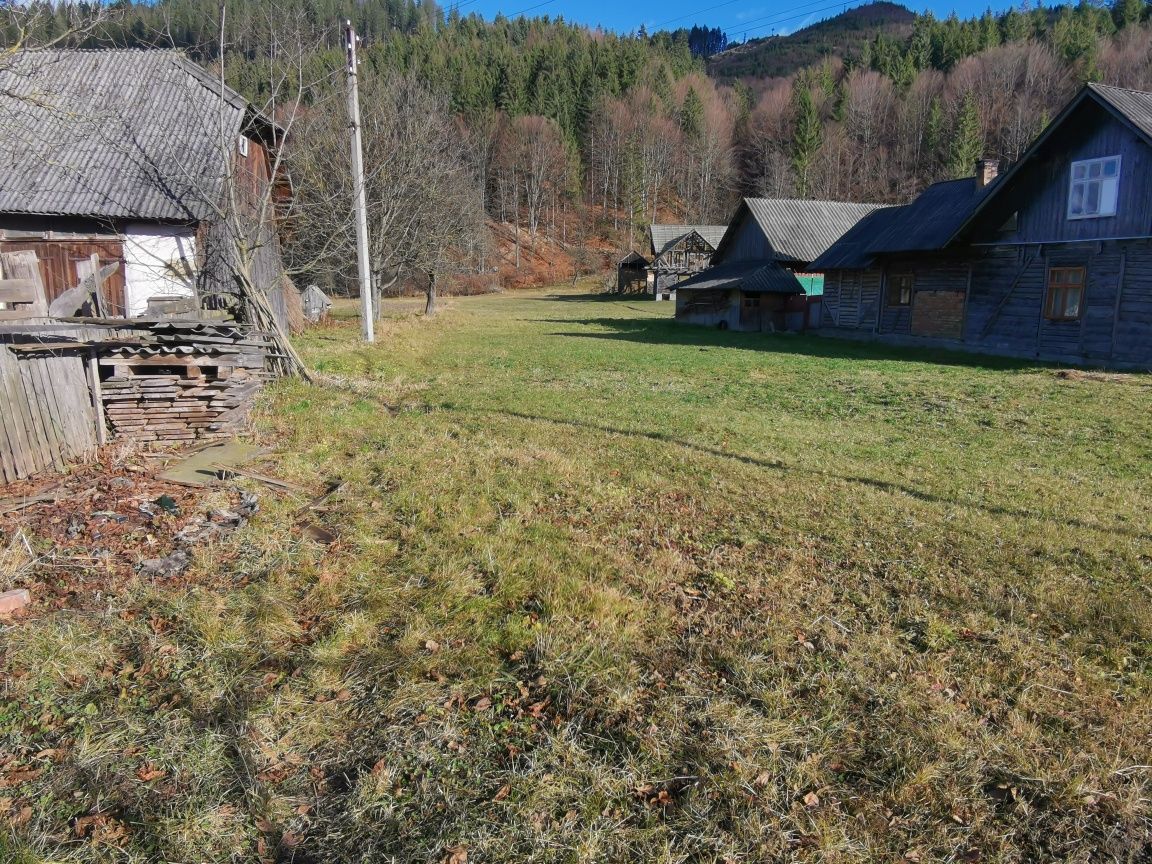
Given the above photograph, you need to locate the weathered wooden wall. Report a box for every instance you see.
[0,336,99,484]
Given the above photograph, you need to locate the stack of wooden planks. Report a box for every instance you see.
[98,324,275,443]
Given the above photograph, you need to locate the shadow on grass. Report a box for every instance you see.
[430,401,1150,543]
[532,292,651,303]
[541,315,1049,372]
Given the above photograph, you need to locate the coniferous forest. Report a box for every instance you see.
[8,0,1152,289]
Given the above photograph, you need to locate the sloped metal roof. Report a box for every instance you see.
[809,206,905,270]
[673,260,803,294]
[650,224,728,257]
[0,50,262,221]
[737,198,884,263]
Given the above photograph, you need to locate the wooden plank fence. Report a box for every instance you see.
[0,337,100,484]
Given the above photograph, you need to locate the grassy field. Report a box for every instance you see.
[3,285,1151,862]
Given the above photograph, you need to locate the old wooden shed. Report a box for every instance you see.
[0,49,299,333]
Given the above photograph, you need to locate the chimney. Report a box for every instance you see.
[975,158,1000,189]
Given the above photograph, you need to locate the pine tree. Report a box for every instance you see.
[923,96,944,172]
[791,85,822,198]
[949,91,984,179]
[1112,0,1146,28]
[680,87,704,140]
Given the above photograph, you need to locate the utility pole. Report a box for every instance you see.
[344,20,374,342]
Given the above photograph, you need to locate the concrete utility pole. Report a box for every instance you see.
[344,20,375,342]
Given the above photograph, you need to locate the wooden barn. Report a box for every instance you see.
[673,198,881,332]
[814,83,1152,369]
[0,49,298,333]
[647,225,728,299]
[617,251,649,293]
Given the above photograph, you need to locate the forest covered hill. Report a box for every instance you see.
[708,2,917,80]
[7,0,1152,291]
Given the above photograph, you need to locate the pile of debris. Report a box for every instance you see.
[0,452,261,614]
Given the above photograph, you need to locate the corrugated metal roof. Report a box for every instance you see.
[650,224,728,257]
[865,178,998,255]
[1087,82,1152,141]
[809,206,905,270]
[0,50,259,221]
[674,260,803,294]
[740,198,884,263]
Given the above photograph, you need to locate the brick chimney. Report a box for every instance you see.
[975,158,1000,189]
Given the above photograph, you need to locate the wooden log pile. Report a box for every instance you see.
[97,323,275,444]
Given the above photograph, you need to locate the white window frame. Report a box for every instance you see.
[238,136,250,158]
[1067,155,1121,220]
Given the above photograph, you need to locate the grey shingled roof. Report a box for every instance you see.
[731,198,884,264]
[650,224,728,257]
[673,260,803,294]
[0,50,265,221]
[809,206,905,270]
[866,178,998,255]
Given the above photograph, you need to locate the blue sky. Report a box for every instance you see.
[452,0,1020,38]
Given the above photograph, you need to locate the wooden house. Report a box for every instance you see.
[673,198,882,332]
[647,225,728,299]
[813,83,1152,369]
[617,251,649,293]
[0,49,298,332]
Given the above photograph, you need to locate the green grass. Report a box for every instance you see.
[3,285,1151,862]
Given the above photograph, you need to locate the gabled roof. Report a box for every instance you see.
[949,82,1152,245]
[0,49,275,222]
[619,250,649,266]
[673,260,804,294]
[714,198,884,265]
[650,224,728,257]
[809,206,905,270]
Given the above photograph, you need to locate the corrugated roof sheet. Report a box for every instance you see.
[1087,82,1152,141]
[865,178,998,255]
[741,198,884,263]
[673,260,803,294]
[650,224,728,257]
[0,50,257,221]
[809,206,905,270]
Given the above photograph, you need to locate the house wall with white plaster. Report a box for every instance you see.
[122,224,198,317]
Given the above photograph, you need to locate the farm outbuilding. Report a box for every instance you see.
[647,224,728,299]
[616,251,649,293]
[813,83,1152,369]
[0,49,299,334]
[672,198,882,332]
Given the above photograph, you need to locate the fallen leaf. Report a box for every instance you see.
[493,784,511,802]
[443,845,468,864]
[803,791,820,808]
[425,640,441,653]
[473,696,492,711]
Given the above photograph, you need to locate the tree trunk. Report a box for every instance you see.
[425,270,437,316]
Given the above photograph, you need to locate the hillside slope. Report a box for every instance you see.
[708,1,915,79]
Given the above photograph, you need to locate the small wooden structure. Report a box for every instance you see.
[302,284,332,322]
[0,319,276,484]
[616,252,649,293]
[648,225,728,299]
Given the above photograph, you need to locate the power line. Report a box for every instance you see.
[650,0,746,31]
[507,0,557,17]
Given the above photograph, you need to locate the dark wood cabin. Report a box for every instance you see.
[617,251,649,293]
[0,49,299,332]
[647,225,728,299]
[814,83,1152,369]
[672,198,881,331]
